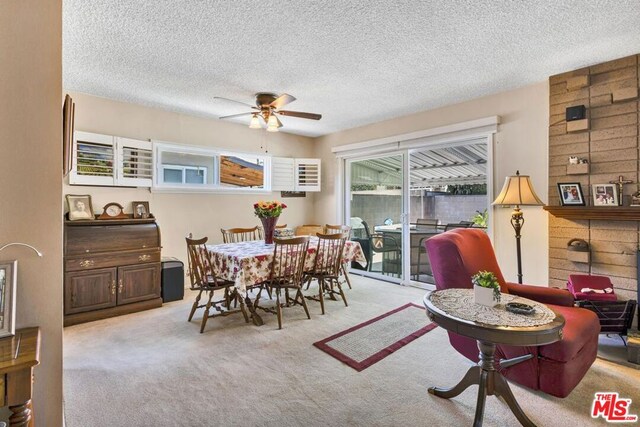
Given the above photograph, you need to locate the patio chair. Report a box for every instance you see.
[370,233,401,277]
[221,226,262,243]
[414,218,440,281]
[323,224,353,288]
[185,235,249,332]
[303,232,349,314]
[254,236,311,329]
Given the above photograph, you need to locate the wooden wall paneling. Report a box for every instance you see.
[548,54,640,292]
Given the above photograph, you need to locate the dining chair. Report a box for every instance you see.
[221,226,262,243]
[303,232,348,314]
[323,224,353,288]
[275,223,287,229]
[254,236,311,329]
[185,235,249,332]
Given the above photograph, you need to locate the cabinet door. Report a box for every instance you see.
[65,267,117,315]
[117,263,161,305]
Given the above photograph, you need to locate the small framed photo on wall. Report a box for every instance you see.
[557,183,585,206]
[0,260,17,338]
[592,184,618,206]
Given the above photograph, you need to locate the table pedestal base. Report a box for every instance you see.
[428,341,536,427]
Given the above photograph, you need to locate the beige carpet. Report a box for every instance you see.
[64,276,640,426]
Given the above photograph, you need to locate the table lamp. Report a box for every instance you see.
[492,171,543,284]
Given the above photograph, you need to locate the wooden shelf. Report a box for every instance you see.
[544,206,640,221]
[64,214,156,226]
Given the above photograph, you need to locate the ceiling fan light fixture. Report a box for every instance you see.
[249,114,261,129]
[266,114,279,132]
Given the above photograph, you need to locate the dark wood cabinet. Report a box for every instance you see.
[64,217,162,326]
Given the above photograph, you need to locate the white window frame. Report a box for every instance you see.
[152,141,271,194]
[70,131,153,188]
[161,164,208,185]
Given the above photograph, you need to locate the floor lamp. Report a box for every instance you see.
[492,171,543,284]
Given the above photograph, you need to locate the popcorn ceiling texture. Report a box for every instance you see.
[63,1,640,137]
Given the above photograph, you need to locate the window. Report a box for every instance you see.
[219,155,265,189]
[70,132,152,187]
[153,142,270,192]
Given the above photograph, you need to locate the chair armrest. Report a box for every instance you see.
[506,282,575,307]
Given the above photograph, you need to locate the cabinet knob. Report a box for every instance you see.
[79,259,95,268]
[118,279,123,293]
[110,281,116,295]
[139,254,151,262]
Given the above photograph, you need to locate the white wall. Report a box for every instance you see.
[65,93,317,267]
[0,1,63,424]
[313,82,550,285]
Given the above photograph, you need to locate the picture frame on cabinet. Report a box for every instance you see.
[66,194,94,220]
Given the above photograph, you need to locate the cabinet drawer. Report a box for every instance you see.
[65,223,160,255]
[65,250,161,272]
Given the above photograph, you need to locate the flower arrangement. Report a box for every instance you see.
[253,200,287,218]
[471,271,501,303]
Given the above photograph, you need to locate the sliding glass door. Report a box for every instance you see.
[347,154,405,284]
[344,137,490,288]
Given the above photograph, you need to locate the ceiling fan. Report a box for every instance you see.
[215,92,322,132]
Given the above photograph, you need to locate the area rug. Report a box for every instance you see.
[313,303,437,371]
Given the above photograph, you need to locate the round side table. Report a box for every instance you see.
[424,290,565,427]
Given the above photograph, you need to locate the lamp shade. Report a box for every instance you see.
[492,171,544,207]
[249,114,261,129]
[266,114,279,132]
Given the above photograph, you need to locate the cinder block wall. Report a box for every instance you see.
[548,55,639,304]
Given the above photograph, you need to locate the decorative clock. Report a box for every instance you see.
[97,202,129,220]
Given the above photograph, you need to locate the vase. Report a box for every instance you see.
[260,216,279,244]
[474,285,497,307]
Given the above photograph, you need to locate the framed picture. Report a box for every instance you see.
[62,94,75,177]
[132,201,150,219]
[557,183,585,206]
[66,194,94,220]
[592,184,618,206]
[0,261,17,338]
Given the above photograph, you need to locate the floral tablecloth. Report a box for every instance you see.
[207,237,367,294]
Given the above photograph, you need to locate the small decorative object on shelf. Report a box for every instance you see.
[609,175,634,207]
[592,184,619,206]
[631,191,640,207]
[471,271,501,307]
[253,200,287,244]
[557,182,585,206]
[97,202,129,220]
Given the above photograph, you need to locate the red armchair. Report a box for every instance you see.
[425,228,599,398]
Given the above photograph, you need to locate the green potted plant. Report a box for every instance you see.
[471,271,501,307]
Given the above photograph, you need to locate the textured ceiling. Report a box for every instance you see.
[63,1,640,137]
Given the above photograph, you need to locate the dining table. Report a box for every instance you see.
[207,236,367,325]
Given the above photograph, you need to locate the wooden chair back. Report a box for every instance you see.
[275,224,287,229]
[323,224,352,236]
[185,235,212,289]
[312,232,348,277]
[295,224,323,236]
[221,226,262,243]
[269,236,310,287]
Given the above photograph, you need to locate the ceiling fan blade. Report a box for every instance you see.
[219,111,254,120]
[277,110,322,120]
[214,97,257,109]
[270,93,296,109]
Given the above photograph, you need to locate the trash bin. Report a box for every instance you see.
[161,257,184,302]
